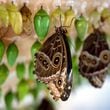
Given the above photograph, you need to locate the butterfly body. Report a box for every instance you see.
[34,27,73,101]
[79,29,110,88]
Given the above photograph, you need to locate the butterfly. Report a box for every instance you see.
[34,26,73,101]
[79,29,110,88]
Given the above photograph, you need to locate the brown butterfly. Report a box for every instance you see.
[79,29,110,88]
[34,26,73,101]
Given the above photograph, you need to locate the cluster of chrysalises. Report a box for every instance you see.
[0,1,110,101]
[33,6,75,101]
[33,5,110,101]
[0,2,33,38]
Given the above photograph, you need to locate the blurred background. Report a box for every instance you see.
[0,0,110,110]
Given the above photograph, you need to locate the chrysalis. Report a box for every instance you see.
[20,3,33,36]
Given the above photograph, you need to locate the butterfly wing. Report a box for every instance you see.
[34,33,64,82]
[79,29,110,88]
[34,28,72,100]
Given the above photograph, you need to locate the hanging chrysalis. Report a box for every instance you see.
[34,6,50,41]
[64,6,75,26]
[89,9,101,29]
[0,64,9,85]
[0,3,9,27]
[6,2,23,35]
[51,6,65,26]
[20,3,33,36]
[75,16,88,41]
[6,42,19,66]
[79,29,110,88]
[0,4,9,38]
